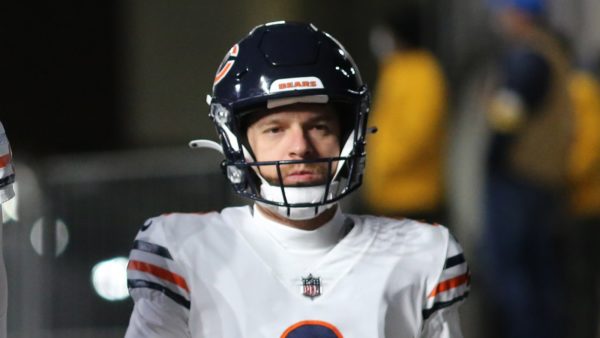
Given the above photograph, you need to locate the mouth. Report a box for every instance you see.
[257,162,335,187]
[285,170,323,184]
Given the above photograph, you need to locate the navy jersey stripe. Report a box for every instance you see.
[132,240,173,260]
[422,292,469,320]
[0,174,15,189]
[128,279,190,309]
[443,253,465,269]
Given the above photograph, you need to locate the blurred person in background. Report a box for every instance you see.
[480,0,573,337]
[363,2,448,224]
[0,121,15,338]
[564,59,600,338]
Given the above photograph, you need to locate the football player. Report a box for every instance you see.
[0,121,15,338]
[125,21,469,337]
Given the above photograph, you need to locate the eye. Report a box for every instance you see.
[311,123,332,133]
[263,126,282,134]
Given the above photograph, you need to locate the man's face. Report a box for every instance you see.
[246,103,341,187]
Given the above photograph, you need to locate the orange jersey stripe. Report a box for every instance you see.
[428,272,470,298]
[128,260,190,293]
[0,153,11,168]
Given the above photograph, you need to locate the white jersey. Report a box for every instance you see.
[125,205,469,338]
[0,122,15,203]
[1,121,15,338]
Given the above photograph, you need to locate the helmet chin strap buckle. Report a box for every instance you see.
[189,139,224,155]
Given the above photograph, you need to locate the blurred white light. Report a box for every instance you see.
[2,181,18,223]
[29,218,70,257]
[91,257,130,301]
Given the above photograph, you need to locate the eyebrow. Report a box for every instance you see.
[259,112,338,125]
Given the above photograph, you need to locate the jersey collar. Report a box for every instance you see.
[252,203,346,251]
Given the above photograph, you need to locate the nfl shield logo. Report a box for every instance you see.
[301,274,321,299]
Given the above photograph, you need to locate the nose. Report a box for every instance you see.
[288,126,314,159]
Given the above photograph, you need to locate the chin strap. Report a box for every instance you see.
[258,181,339,220]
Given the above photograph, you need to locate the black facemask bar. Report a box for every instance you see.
[210,87,370,213]
[220,153,364,209]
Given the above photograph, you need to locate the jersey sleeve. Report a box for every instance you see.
[125,216,192,338]
[0,122,15,204]
[421,233,470,338]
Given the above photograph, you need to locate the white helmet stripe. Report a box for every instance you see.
[332,131,355,180]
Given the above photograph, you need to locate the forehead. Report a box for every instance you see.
[246,103,339,127]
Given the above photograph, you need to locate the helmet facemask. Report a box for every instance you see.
[211,93,369,220]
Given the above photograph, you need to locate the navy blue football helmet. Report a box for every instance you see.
[195,21,370,219]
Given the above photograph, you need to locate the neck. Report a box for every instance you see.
[255,204,338,231]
